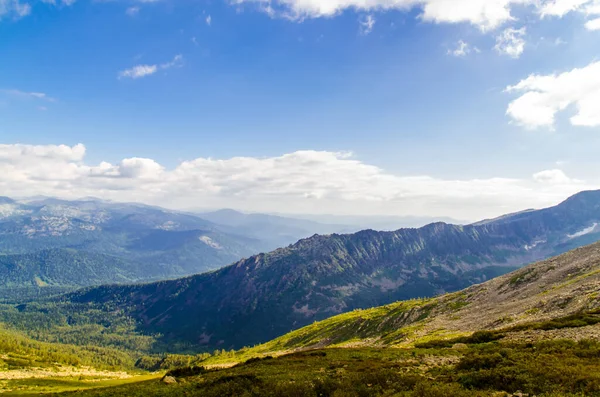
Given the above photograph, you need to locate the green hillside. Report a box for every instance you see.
[35,189,600,350]
[2,240,600,396]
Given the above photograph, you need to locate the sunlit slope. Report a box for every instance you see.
[252,241,600,353]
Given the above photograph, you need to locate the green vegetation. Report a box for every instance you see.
[0,323,137,370]
[27,339,600,397]
[1,375,160,395]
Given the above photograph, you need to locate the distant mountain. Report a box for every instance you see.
[199,209,347,248]
[0,197,270,292]
[64,190,600,349]
[286,213,468,231]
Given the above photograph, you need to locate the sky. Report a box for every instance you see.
[1,0,599,221]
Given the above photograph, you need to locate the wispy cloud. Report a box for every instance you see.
[205,14,211,26]
[1,89,56,102]
[125,6,139,16]
[447,40,479,57]
[118,54,184,80]
[0,0,31,19]
[358,14,375,35]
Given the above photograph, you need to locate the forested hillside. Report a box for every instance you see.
[3,190,599,351]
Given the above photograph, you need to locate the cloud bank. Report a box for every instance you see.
[0,143,594,220]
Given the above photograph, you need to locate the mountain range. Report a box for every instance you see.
[253,240,600,353]
[1,197,381,295]
[3,213,600,396]
[55,189,600,350]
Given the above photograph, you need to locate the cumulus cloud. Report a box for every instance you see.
[539,0,591,16]
[241,0,534,29]
[506,61,600,129]
[539,0,600,28]
[533,169,577,184]
[586,17,600,29]
[4,0,599,31]
[229,0,598,31]
[495,27,526,58]
[118,54,183,80]
[0,143,595,221]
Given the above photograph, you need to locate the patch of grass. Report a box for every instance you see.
[0,375,159,395]
[30,340,600,397]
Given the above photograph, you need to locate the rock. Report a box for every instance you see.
[162,376,177,384]
[451,343,468,350]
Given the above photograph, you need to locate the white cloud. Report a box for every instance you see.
[585,16,600,29]
[1,89,57,106]
[539,0,591,16]
[118,55,183,80]
[495,27,526,58]
[232,0,545,30]
[448,40,475,57]
[358,14,375,34]
[118,65,158,79]
[228,0,597,30]
[0,143,595,220]
[506,61,600,129]
[533,169,577,184]
[538,0,600,28]
[205,14,211,25]
[0,0,31,19]
[160,54,183,69]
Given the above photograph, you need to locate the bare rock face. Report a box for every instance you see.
[161,376,177,384]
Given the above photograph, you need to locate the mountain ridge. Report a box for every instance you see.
[60,189,600,349]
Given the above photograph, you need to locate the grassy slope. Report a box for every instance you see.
[0,324,138,371]
[3,243,600,395]
[0,324,161,395]
[43,339,600,397]
[239,241,600,355]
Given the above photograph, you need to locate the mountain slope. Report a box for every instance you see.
[253,240,600,353]
[0,249,150,288]
[61,190,600,349]
[10,241,600,397]
[0,198,268,292]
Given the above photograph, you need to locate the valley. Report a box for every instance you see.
[0,197,350,300]
[1,239,600,395]
[3,190,597,351]
[1,191,600,395]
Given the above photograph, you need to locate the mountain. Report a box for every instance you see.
[254,240,600,353]
[4,236,600,396]
[198,209,348,248]
[0,197,270,293]
[288,213,468,231]
[59,189,600,350]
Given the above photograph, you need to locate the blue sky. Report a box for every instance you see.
[1,0,599,220]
